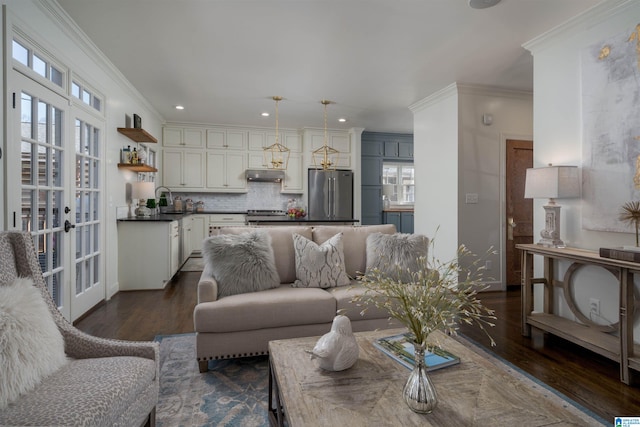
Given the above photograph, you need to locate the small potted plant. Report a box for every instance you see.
[158,192,169,213]
[620,200,640,248]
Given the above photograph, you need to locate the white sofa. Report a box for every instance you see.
[193,224,400,372]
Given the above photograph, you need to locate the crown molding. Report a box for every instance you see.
[409,82,458,113]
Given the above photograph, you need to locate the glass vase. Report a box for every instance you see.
[403,342,438,414]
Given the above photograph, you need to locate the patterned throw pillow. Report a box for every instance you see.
[365,232,429,283]
[202,231,280,298]
[292,232,350,288]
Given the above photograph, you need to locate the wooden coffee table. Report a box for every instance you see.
[267,328,604,426]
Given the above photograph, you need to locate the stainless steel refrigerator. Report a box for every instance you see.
[308,169,353,220]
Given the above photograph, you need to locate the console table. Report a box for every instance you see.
[517,243,640,384]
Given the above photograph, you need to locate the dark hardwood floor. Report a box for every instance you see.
[74,272,640,422]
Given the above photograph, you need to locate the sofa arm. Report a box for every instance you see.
[198,264,219,303]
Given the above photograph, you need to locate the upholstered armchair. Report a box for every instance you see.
[0,231,159,427]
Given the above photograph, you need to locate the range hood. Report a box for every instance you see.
[245,169,285,182]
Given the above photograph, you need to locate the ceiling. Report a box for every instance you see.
[56,0,601,134]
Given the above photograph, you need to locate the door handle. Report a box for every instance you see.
[508,217,516,241]
[64,220,76,233]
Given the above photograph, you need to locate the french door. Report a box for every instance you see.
[10,72,104,321]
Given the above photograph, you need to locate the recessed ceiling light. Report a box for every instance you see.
[469,0,501,9]
[175,105,185,110]
[338,118,347,123]
[261,112,270,117]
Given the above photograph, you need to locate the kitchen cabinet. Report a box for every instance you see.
[384,211,414,233]
[206,151,247,192]
[309,131,351,168]
[209,214,246,235]
[190,215,208,253]
[207,128,247,150]
[180,216,193,264]
[383,139,413,160]
[282,153,303,193]
[163,127,205,148]
[361,186,382,225]
[117,220,180,290]
[162,149,205,189]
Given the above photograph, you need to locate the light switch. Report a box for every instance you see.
[465,193,478,204]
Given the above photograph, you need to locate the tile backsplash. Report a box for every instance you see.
[171,181,302,212]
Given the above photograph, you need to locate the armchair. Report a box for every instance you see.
[0,231,159,427]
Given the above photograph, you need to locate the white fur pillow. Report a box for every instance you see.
[365,232,429,283]
[203,231,280,298]
[292,232,350,288]
[0,278,67,409]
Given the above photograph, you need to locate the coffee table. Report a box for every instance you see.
[268,328,604,426]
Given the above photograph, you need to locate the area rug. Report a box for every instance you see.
[155,333,607,426]
[155,333,269,426]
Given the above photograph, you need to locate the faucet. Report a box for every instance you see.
[155,186,173,207]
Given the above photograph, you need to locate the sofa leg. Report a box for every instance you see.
[198,359,209,373]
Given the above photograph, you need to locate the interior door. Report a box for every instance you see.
[11,73,72,319]
[505,139,533,286]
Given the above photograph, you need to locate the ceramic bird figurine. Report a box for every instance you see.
[310,315,359,371]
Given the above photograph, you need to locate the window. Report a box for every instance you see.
[383,163,414,205]
[71,79,103,113]
[12,39,65,89]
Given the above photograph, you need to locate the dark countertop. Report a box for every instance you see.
[246,216,359,224]
[117,210,247,222]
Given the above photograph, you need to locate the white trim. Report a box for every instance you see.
[409,82,458,113]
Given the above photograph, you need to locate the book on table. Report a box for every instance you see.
[599,247,640,263]
[373,333,460,372]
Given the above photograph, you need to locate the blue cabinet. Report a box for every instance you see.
[384,211,414,233]
[383,139,413,160]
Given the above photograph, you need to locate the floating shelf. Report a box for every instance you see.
[117,163,158,172]
[117,127,158,143]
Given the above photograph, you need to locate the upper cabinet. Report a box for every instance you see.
[383,139,413,160]
[163,127,205,148]
[207,128,247,150]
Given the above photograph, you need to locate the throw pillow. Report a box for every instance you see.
[202,231,280,298]
[292,232,350,289]
[0,278,67,409]
[365,232,429,283]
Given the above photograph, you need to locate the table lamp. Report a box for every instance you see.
[131,181,156,217]
[524,165,579,248]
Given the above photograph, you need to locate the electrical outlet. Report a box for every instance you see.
[589,298,600,316]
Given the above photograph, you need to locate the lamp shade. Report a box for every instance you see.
[524,166,579,199]
[131,181,156,200]
[382,184,394,197]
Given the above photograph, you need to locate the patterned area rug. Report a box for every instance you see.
[155,333,607,426]
[155,333,269,426]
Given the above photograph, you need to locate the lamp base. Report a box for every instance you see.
[536,203,565,248]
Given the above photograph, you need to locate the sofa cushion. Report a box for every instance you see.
[0,278,67,409]
[217,226,313,284]
[202,231,280,298]
[194,285,337,333]
[366,232,430,283]
[327,283,393,322]
[292,232,350,289]
[312,225,396,277]
[0,356,156,426]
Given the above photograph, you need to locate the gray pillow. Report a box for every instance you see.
[202,231,280,298]
[365,232,429,283]
[292,232,350,288]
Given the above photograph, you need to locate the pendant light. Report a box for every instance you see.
[312,99,341,170]
[263,96,290,170]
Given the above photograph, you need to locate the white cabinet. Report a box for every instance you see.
[179,216,193,264]
[163,127,205,148]
[309,131,352,168]
[118,220,180,290]
[190,215,208,253]
[206,151,246,192]
[207,128,247,150]
[209,214,246,235]
[282,152,303,193]
[162,149,205,189]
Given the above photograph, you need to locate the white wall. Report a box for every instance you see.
[4,0,164,299]
[410,84,460,261]
[410,84,533,288]
[526,0,640,339]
